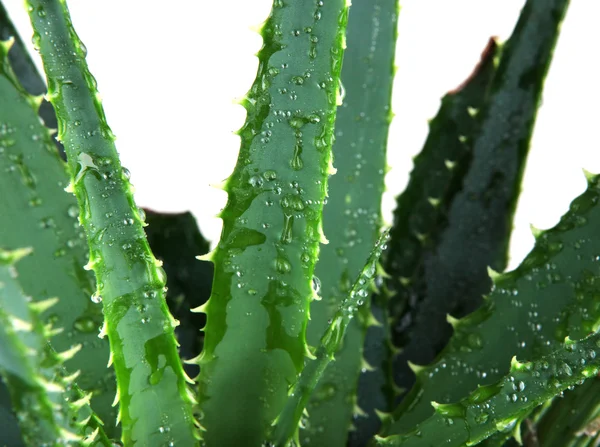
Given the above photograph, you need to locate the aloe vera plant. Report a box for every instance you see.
[4,0,600,446]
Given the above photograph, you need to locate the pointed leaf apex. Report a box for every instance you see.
[510,355,530,372]
[191,301,209,314]
[112,389,120,407]
[30,297,60,314]
[209,178,228,190]
[374,409,393,424]
[446,313,461,328]
[58,344,82,362]
[184,353,202,366]
[360,357,376,372]
[427,196,441,207]
[487,266,501,282]
[98,320,107,339]
[376,262,391,279]
[182,370,195,385]
[0,37,15,54]
[196,250,215,263]
[365,311,382,328]
[353,404,367,418]
[407,360,426,376]
[389,343,402,357]
[304,343,317,360]
[392,383,405,397]
[583,168,597,183]
[530,223,543,238]
[399,276,411,286]
[444,159,457,170]
[0,247,33,265]
[82,428,100,446]
[71,392,93,411]
[513,418,524,445]
[28,94,45,110]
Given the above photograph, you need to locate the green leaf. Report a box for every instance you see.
[301,0,399,445]
[0,248,111,447]
[0,380,24,447]
[383,0,571,435]
[385,35,498,357]
[24,1,199,444]
[0,36,118,436]
[143,209,212,376]
[531,377,600,446]
[271,229,390,447]
[384,169,600,440]
[375,333,600,446]
[192,1,350,445]
[0,1,62,150]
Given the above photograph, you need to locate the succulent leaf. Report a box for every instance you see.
[193,0,349,445]
[532,377,600,446]
[301,0,399,445]
[0,1,60,134]
[385,35,498,358]
[383,0,571,435]
[384,168,600,440]
[375,331,600,446]
[143,209,212,378]
[24,0,198,444]
[0,31,117,435]
[271,229,390,446]
[0,248,111,447]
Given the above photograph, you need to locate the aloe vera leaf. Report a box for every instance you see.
[143,209,212,376]
[0,2,42,95]
[0,248,112,447]
[384,163,599,438]
[0,1,62,153]
[0,381,24,447]
[191,1,349,445]
[299,0,399,445]
[0,37,118,434]
[271,230,390,446]
[351,39,500,447]
[383,0,570,435]
[375,333,600,447]
[384,35,498,355]
[530,377,600,446]
[24,1,198,444]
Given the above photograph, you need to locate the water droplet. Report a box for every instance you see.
[467,333,483,350]
[263,170,277,181]
[275,257,291,274]
[122,167,131,180]
[475,412,489,424]
[73,317,97,333]
[91,292,102,304]
[312,276,321,294]
[39,217,55,229]
[560,362,573,376]
[156,266,167,285]
[248,175,264,188]
[67,204,79,218]
[291,76,304,86]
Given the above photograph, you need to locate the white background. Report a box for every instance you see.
[5,0,600,271]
